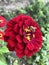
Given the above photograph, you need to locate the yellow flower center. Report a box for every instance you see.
[24,28,30,32]
[0,33,3,38]
[24,26,36,41]
[26,35,30,41]
[0,20,3,23]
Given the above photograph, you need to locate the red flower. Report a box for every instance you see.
[0,31,4,40]
[4,14,42,58]
[0,16,6,27]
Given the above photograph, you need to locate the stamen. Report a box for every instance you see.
[24,28,30,32]
[26,35,30,41]
[24,26,36,41]
[30,26,36,32]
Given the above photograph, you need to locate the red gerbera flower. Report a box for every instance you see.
[4,14,42,58]
[0,31,4,40]
[0,16,6,27]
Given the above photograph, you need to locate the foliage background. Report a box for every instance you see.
[0,0,49,65]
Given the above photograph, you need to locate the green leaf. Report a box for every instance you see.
[0,46,9,54]
[13,60,18,65]
[0,54,7,65]
[41,27,45,33]
[0,40,7,46]
[0,61,7,65]
[27,58,33,64]
[43,37,46,41]
[18,9,27,14]
[46,24,49,27]
[35,56,40,62]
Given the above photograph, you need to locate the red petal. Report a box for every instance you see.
[7,39,15,49]
[15,47,23,54]
[27,43,34,51]
[9,31,15,40]
[14,24,19,33]
[0,16,6,27]
[16,35,22,43]
[19,21,23,27]
[17,43,24,49]
[16,52,24,58]
[24,48,28,55]
[19,28,23,35]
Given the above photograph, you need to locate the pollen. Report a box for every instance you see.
[24,28,30,32]
[24,26,36,41]
[26,35,30,41]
